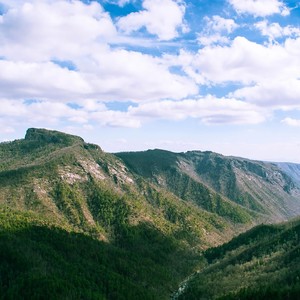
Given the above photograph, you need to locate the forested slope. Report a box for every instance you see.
[176,217,300,299]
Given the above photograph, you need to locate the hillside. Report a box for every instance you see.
[0,207,202,299]
[1,128,300,299]
[175,217,300,299]
[0,128,243,247]
[0,128,250,299]
[277,162,300,185]
[116,149,300,222]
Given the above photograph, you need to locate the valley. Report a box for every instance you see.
[0,128,300,299]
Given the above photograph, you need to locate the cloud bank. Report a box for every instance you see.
[0,0,299,140]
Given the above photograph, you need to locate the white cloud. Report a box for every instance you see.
[0,51,197,103]
[281,117,300,127]
[0,0,299,141]
[0,1,117,62]
[1,94,264,129]
[232,79,300,109]
[228,0,290,17]
[0,98,141,129]
[0,60,92,101]
[197,34,230,46]
[207,15,238,34]
[91,110,141,128]
[129,96,267,125]
[117,0,187,40]
[255,20,300,42]
[0,99,27,117]
[188,37,281,84]
[185,35,300,89]
[2,126,15,134]
[103,0,133,6]
[0,99,89,125]
[164,35,300,111]
[117,0,133,6]
[197,16,238,46]
[88,48,198,101]
[0,0,197,106]
[28,101,90,124]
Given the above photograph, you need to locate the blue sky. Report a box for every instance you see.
[1,0,300,162]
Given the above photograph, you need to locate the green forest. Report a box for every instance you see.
[176,219,300,299]
[1,128,300,299]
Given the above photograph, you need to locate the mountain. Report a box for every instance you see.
[0,128,249,299]
[116,149,300,222]
[175,217,300,299]
[277,162,300,185]
[1,128,300,299]
[0,128,242,246]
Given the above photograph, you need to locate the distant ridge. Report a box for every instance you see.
[116,148,300,222]
[276,162,300,185]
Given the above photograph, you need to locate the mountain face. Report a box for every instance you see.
[0,128,239,246]
[1,128,300,299]
[116,150,300,222]
[175,217,300,299]
[0,128,247,299]
[276,162,300,185]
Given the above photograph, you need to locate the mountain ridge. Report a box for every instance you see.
[1,128,300,299]
[116,148,300,223]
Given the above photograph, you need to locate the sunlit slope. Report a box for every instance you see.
[0,128,257,299]
[117,149,300,222]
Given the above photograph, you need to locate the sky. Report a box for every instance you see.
[1,0,300,162]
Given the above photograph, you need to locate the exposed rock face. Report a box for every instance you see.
[25,128,84,145]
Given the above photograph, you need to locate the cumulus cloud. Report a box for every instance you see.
[0,98,141,129]
[1,95,266,129]
[0,0,197,105]
[180,36,300,110]
[0,60,91,101]
[85,48,198,102]
[208,15,238,33]
[117,0,187,40]
[0,1,117,61]
[116,0,133,6]
[198,15,238,46]
[281,117,300,127]
[91,110,141,128]
[186,37,278,84]
[0,50,197,103]
[255,20,300,42]
[232,79,300,109]
[185,37,300,85]
[128,96,267,125]
[228,0,290,17]
[0,99,88,124]
[0,0,299,138]
[103,0,133,6]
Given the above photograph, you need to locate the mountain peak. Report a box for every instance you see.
[25,128,84,146]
